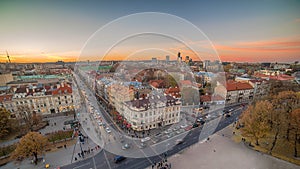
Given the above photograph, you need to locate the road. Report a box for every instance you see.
[62,103,244,169]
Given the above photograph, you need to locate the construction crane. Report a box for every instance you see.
[6,50,11,63]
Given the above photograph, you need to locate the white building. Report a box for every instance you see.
[123,94,181,131]
[0,82,74,118]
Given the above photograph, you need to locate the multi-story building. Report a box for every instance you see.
[215,80,254,105]
[107,84,134,114]
[123,93,181,131]
[0,82,74,118]
[235,77,270,98]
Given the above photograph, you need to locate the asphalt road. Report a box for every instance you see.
[61,104,244,169]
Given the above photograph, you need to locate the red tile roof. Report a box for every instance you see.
[52,84,72,95]
[226,81,254,91]
[180,80,192,86]
[149,80,165,88]
[200,94,224,102]
[0,94,13,103]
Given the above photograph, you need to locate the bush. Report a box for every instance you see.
[0,144,16,157]
[47,130,73,143]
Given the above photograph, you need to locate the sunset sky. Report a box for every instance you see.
[0,0,299,63]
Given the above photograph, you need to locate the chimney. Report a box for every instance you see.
[26,88,29,93]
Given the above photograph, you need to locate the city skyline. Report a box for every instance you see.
[0,0,300,63]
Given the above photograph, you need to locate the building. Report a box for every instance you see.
[0,82,74,118]
[166,55,170,63]
[215,80,254,105]
[200,94,225,106]
[123,93,181,131]
[235,77,270,98]
[0,72,13,86]
[107,84,134,114]
[152,58,157,64]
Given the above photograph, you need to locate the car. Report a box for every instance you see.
[98,122,103,126]
[114,156,126,163]
[192,123,199,128]
[139,142,147,149]
[164,129,171,134]
[228,108,233,112]
[103,123,107,128]
[176,139,184,145]
[180,124,188,129]
[141,137,151,143]
[167,133,174,138]
[152,138,160,143]
[105,127,111,133]
[122,143,130,150]
[155,133,162,138]
[185,126,193,131]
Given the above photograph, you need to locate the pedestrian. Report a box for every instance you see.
[74,157,77,161]
[78,152,81,158]
[64,144,67,149]
[213,149,216,152]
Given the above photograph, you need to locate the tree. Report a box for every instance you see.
[0,108,11,139]
[290,108,300,157]
[272,91,300,141]
[16,105,41,131]
[240,100,273,145]
[11,132,48,165]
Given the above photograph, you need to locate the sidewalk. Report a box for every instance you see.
[1,129,100,169]
[166,126,300,169]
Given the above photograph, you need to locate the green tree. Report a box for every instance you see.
[0,108,11,139]
[11,132,48,165]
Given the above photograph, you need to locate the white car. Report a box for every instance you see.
[141,137,151,143]
[180,124,188,129]
[105,127,111,133]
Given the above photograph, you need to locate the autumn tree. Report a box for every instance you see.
[272,91,300,141]
[0,108,11,138]
[240,100,273,145]
[290,108,300,157]
[11,132,48,165]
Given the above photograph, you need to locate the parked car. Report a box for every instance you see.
[114,156,126,163]
[180,124,188,129]
[105,127,111,133]
[122,143,130,150]
[139,142,147,149]
[176,139,184,145]
[141,137,151,143]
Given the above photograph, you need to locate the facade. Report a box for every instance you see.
[0,82,74,118]
[0,72,13,86]
[215,81,254,105]
[200,94,225,106]
[107,84,134,114]
[123,94,181,131]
